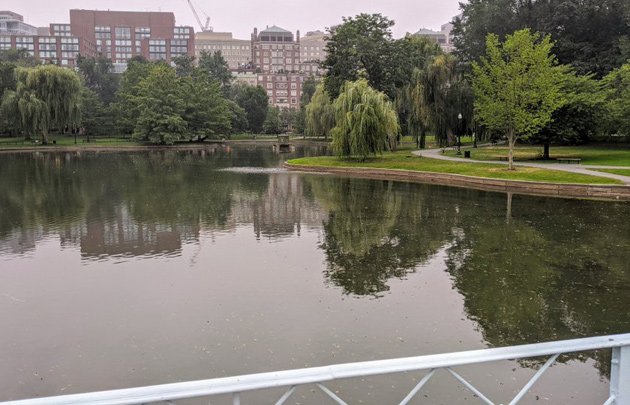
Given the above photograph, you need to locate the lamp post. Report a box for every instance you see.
[456,113,463,155]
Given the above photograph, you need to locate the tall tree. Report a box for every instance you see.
[172,55,196,78]
[1,65,81,143]
[305,83,335,139]
[331,79,399,160]
[113,57,153,134]
[180,71,231,141]
[76,55,119,104]
[229,83,268,133]
[262,106,282,134]
[323,13,398,99]
[132,64,186,144]
[532,73,607,158]
[198,51,232,92]
[453,0,630,77]
[472,29,568,169]
[602,63,630,136]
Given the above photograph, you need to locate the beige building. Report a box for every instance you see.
[299,30,326,77]
[300,30,326,62]
[195,31,251,69]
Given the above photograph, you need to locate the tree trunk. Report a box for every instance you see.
[543,142,550,160]
[419,128,426,149]
[508,128,515,170]
[41,128,49,145]
[506,192,513,225]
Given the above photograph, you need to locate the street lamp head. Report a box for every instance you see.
[458,113,463,120]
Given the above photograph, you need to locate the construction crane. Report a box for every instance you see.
[186,0,212,32]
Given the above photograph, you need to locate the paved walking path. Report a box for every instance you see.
[413,145,630,185]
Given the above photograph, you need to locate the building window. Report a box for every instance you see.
[115,27,131,39]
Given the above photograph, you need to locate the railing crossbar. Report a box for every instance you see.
[446,368,495,405]
[3,333,630,405]
[316,384,347,405]
[398,368,436,405]
[274,385,296,405]
[508,353,559,405]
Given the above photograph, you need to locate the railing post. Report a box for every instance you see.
[610,346,630,404]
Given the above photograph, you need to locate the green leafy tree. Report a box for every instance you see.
[229,83,268,133]
[180,72,231,141]
[172,55,196,78]
[1,65,81,143]
[132,64,186,144]
[305,83,335,139]
[323,13,398,98]
[262,106,282,134]
[602,63,630,136]
[225,99,248,134]
[453,0,630,77]
[76,55,119,104]
[331,79,399,160]
[532,73,607,158]
[0,49,37,66]
[113,58,153,134]
[198,51,232,92]
[472,29,567,169]
[79,87,115,137]
[300,76,318,106]
[397,54,473,148]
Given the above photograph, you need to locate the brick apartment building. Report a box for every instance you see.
[0,10,94,68]
[251,25,303,109]
[1,10,194,70]
[66,10,194,72]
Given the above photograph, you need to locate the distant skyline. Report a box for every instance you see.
[10,0,462,39]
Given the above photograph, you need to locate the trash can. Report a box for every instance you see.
[464,151,471,158]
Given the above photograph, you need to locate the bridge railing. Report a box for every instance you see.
[4,333,630,405]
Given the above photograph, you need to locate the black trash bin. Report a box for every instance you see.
[464,151,471,158]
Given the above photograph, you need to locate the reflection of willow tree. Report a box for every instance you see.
[0,149,274,249]
[0,154,90,238]
[447,194,630,375]
[310,176,458,296]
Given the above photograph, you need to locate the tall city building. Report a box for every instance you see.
[0,10,95,67]
[66,9,194,72]
[300,30,327,77]
[194,31,251,69]
[250,26,303,109]
[0,11,37,35]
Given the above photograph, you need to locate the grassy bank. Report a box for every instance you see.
[443,145,630,166]
[288,150,622,185]
[0,135,141,148]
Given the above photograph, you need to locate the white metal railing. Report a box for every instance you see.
[3,333,630,405]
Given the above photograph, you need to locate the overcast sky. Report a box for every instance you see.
[11,0,462,39]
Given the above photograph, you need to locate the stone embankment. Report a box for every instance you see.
[285,163,630,201]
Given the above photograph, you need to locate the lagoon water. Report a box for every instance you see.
[0,145,629,404]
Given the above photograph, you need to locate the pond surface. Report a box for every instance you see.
[0,145,629,404]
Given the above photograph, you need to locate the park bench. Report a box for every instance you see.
[557,158,581,164]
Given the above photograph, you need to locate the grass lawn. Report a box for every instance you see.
[443,145,630,166]
[0,135,142,148]
[288,150,622,185]
[593,169,630,176]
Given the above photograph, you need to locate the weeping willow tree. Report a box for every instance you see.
[0,65,81,142]
[305,83,335,140]
[397,54,473,148]
[331,79,399,160]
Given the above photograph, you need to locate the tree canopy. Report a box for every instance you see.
[453,0,630,77]
[331,79,399,160]
[472,29,568,169]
